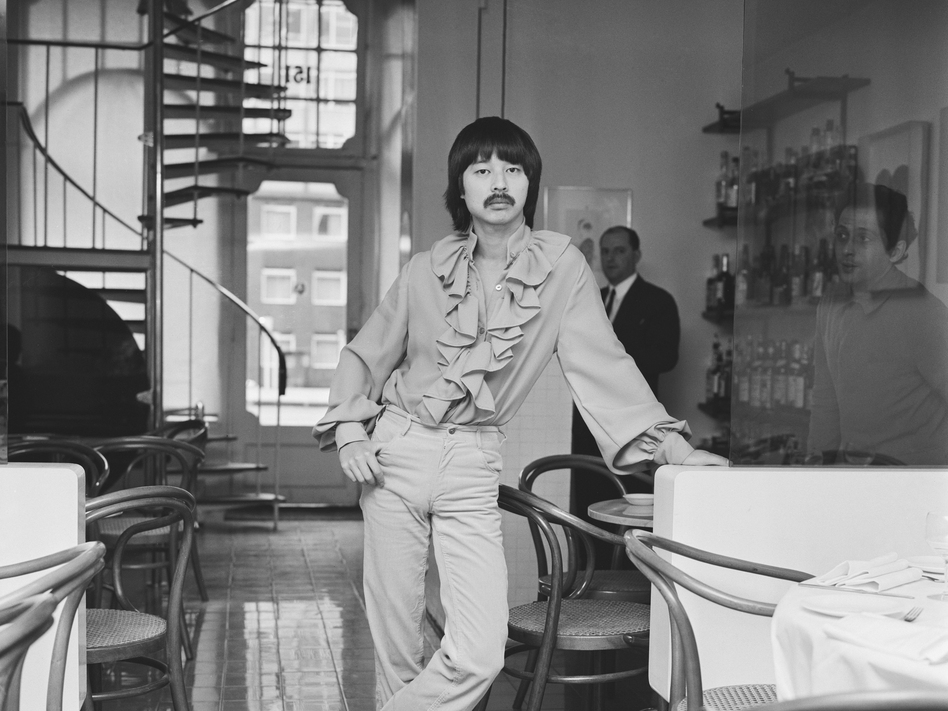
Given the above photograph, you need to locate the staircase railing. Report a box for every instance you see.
[8,8,288,499]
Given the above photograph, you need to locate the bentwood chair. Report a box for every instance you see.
[520,454,653,602]
[84,486,196,711]
[485,485,651,711]
[624,529,812,711]
[0,594,58,711]
[92,437,209,605]
[0,542,107,711]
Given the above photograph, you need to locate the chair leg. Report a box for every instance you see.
[591,651,605,711]
[190,535,209,602]
[513,648,537,709]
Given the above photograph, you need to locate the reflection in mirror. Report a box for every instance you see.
[730,1,948,466]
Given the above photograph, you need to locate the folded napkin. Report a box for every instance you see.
[824,613,948,663]
[810,553,922,592]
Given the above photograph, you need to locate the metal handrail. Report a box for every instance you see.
[9,101,144,241]
[164,250,287,397]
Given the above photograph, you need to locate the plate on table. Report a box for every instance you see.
[801,594,911,618]
[907,556,946,574]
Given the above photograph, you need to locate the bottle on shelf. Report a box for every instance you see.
[759,340,775,410]
[717,338,733,404]
[736,335,753,405]
[749,341,764,409]
[735,244,751,308]
[726,156,741,211]
[790,244,805,304]
[787,340,805,409]
[716,150,730,211]
[717,252,735,313]
[706,254,721,312]
[803,342,815,411]
[705,334,722,405]
[771,244,791,306]
[772,340,788,408]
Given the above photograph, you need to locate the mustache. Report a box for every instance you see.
[484,193,515,208]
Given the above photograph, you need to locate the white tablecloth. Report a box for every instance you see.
[772,580,948,699]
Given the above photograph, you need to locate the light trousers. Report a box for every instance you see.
[360,405,509,711]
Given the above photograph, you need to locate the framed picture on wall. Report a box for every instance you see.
[857,120,930,283]
[542,186,633,288]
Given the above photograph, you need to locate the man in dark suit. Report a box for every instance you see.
[571,225,681,565]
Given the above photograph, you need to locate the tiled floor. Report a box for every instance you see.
[94,510,655,710]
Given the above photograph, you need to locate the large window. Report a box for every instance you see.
[243,0,359,149]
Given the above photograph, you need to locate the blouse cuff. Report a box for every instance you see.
[335,422,369,450]
[653,432,695,465]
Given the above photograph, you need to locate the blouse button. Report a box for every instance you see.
[494,284,502,291]
[479,327,485,334]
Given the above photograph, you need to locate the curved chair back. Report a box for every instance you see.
[150,418,209,453]
[624,530,812,711]
[520,454,651,571]
[84,486,196,711]
[0,594,58,711]
[503,485,626,599]
[93,437,205,495]
[8,439,111,497]
[0,543,106,711]
[520,454,641,494]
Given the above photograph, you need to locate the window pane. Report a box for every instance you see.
[311,333,343,368]
[312,271,346,305]
[321,0,358,50]
[318,102,356,148]
[320,52,357,101]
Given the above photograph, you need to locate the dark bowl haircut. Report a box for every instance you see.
[444,116,543,233]
[835,182,910,252]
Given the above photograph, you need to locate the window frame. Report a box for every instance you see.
[310,330,346,369]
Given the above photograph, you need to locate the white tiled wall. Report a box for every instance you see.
[497,360,574,606]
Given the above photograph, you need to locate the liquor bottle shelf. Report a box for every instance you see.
[702,213,738,229]
[732,402,811,428]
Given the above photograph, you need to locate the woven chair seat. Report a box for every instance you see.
[540,569,651,602]
[96,516,183,542]
[86,608,167,662]
[677,683,777,711]
[509,599,649,651]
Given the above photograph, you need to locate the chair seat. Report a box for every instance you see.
[96,516,183,542]
[86,608,167,662]
[508,599,650,651]
[539,569,651,602]
[676,683,777,711]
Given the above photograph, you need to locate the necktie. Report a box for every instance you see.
[603,287,616,318]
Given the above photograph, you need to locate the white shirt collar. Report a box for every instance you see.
[605,272,637,320]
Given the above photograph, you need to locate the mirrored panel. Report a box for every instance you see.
[729,1,948,467]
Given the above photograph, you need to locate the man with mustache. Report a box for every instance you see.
[808,182,948,464]
[313,116,726,711]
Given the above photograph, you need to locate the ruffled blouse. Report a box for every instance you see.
[313,224,694,472]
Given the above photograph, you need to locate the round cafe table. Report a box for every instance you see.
[771,578,948,699]
[587,498,654,528]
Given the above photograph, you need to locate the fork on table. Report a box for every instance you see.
[902,606,923,622]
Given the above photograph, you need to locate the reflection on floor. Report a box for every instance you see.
[96,511,654,710]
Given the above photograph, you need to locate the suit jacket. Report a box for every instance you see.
[607,275,680,397]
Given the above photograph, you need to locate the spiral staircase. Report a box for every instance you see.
[6,0,293,526]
